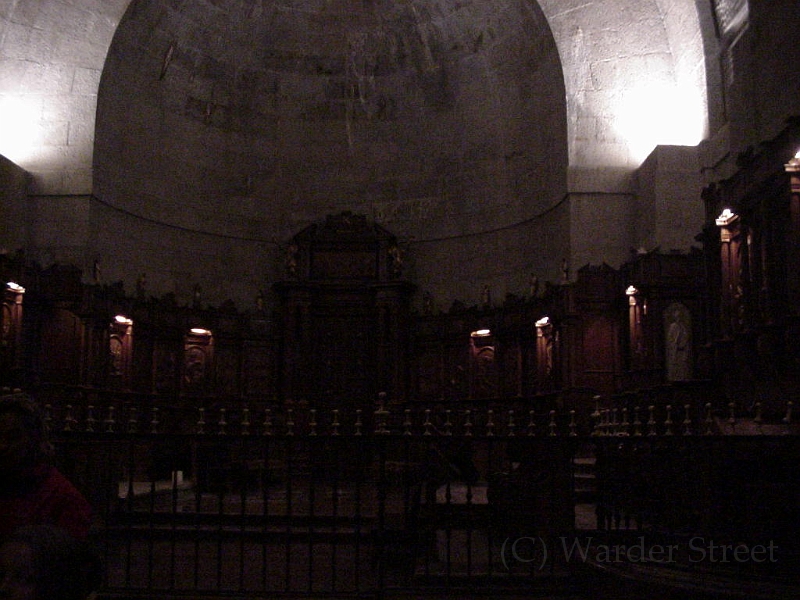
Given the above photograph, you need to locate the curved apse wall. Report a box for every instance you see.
[92,0,568,309]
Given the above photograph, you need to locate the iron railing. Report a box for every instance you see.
[43,398,800,599]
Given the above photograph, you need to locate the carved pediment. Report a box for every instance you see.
[284,211,404,281]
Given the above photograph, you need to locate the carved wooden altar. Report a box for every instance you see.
[272,212,415,409]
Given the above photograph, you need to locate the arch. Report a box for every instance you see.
[537,0,708,174]
[0,0,130,190]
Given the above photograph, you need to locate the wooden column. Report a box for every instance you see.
[716,209,742,338]
[625,286,647,371]
[535,317,557,393]
[785,156,800,315]
[2,283,25,385]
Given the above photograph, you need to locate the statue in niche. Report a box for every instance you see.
[665,303,692,381]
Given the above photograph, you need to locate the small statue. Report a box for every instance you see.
[388,244,403,277]
[422,291,433,315]
[136,273,147,300]
[192,284,202,308]
[529,274,539,298]
[256,290,265,313]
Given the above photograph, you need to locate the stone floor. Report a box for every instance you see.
[104,477,799,600]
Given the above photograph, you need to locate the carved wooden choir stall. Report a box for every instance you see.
[3,111,800,421]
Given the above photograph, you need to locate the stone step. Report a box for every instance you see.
[572,456,596,502]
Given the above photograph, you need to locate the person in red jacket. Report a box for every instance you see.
[0,393,92,541]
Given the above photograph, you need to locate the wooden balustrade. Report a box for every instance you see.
[42,391,797,439]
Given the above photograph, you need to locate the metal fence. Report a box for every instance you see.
[46,400,800,599]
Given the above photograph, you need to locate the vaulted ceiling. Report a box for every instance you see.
[1,0,709,197]
[94,0,567,241]
[87,0,707,239]
[0,0,713,305]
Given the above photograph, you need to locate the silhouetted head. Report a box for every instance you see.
[0,394,48,475]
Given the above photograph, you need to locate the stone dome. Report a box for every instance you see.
[90,0,568,306]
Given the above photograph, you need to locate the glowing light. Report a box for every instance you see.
[784,150,800,171]
[114,315,133,325]
[6,281,25,293]
[471,329,491,337]
[535,317,550,328]
[0,95,40,164]
[716,208,738,227]
[625,286,639,296]
[616,81,705,163]
[190,328,212,336]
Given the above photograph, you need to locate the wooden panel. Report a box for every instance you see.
[311,249,377,279]
[38,308,82,385]
[415,347,443,401]
[243,342,274,399]
[470,344,497,399]
[580,316,617,393]
[311,303,375,408]
[152,341,180,395]
[498,340,522,398]
[214,345,240,396]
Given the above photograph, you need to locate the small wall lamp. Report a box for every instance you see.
[785,149,800,171]
[715,208,738,227]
